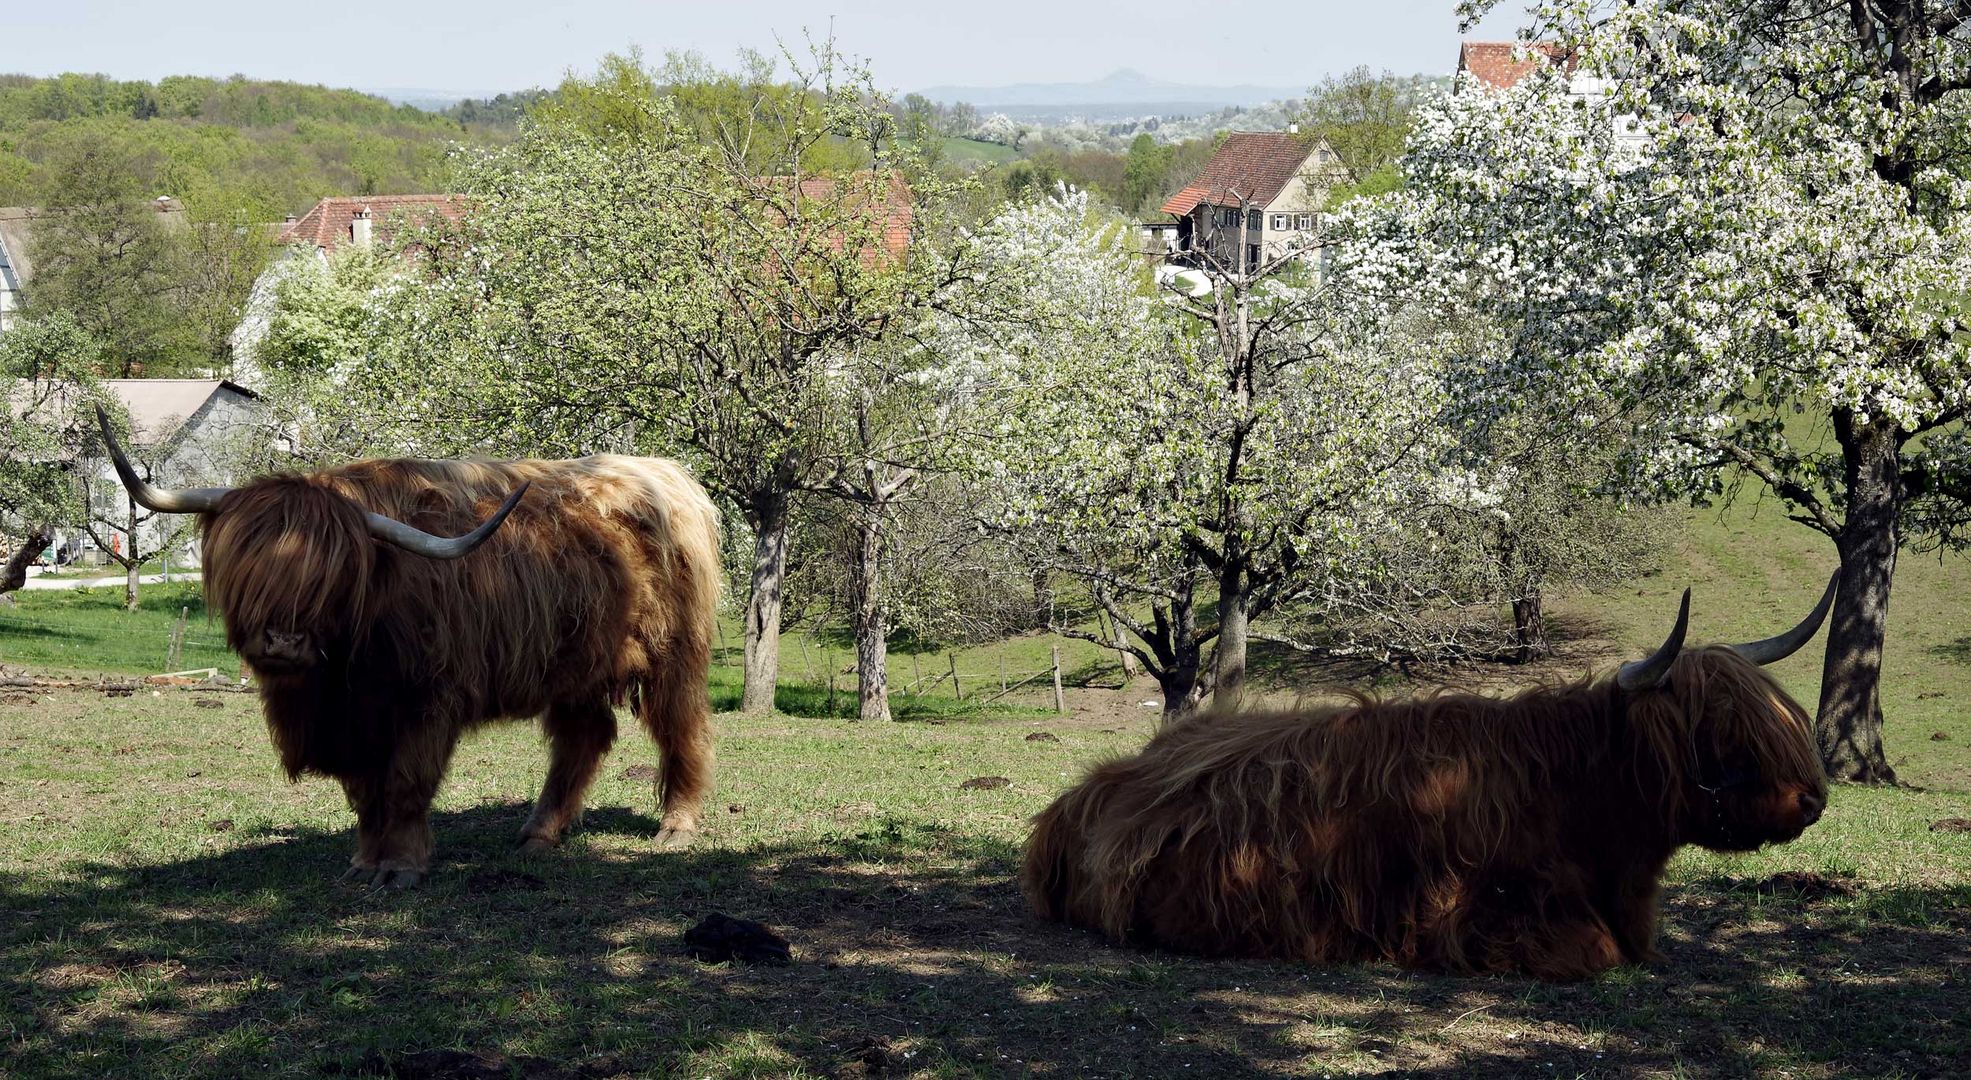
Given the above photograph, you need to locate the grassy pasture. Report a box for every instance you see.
[1,692,1968,1078]
[1,496,1968,1077]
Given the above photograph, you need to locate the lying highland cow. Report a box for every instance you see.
[100,409,721,888]
[1022,582,1836,980]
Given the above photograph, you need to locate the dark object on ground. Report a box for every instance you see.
[1931,731,1950,741]
[683,912,791,966]
[845,1035,900,1076]
[960,775,1011,790]
[1754,870,1856,898]
[208,819,234,832]
[1025,731,1060,743]
[621,763,658,782]
[1931,818,1971,833]
[194,699,224,709]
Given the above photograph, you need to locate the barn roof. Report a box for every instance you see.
[1161,132,1318,217]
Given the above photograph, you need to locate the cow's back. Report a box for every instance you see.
[318,454,720,722]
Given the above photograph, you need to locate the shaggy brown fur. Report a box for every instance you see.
[1022,648,1827,980]
[199,455,721,887]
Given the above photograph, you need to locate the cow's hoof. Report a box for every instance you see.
[341,863,423,889]
[654,827,698,851]
[377,867,424,890]
[517,836,558,855]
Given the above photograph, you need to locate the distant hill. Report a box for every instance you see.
[0,73,510,215]
[359,87,505,111]
[915,68,1303,119]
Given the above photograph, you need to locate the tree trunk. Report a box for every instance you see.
[1111,613,1140,678]
[1156,592,1209,723]
[850,505,891,722]
[1,525,54,595]
[1212,563,1250,710]
[125,557,140,612]
[740,498,790,715]
[1816,421,1902,784]
[1510,588,1546,664]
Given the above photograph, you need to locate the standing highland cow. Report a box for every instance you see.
[100,409,721,888]
[1022,581,1837,980]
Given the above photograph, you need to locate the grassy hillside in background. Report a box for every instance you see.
[3,490,1963,787]
[0,73,508,215]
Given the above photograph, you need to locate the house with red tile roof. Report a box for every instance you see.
[1456,42,1576,91]
[1159,131,1338,275]
[277,194,466,259]
[1457,42,1648,154]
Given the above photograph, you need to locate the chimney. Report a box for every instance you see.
[1287,122,1300,135]
[283,213,297,224]
[350,206,374,247]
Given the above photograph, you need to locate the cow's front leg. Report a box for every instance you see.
[350,727,459,889]
[336,773,387,883]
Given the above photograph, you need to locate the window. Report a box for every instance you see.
[1270,213,1289,230]
[1296,213,1315,231]
[1247,244,1261,269]
[1247,209,1262,229]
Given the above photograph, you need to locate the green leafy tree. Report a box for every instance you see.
[25,142,188,375]
[0,312,102,593]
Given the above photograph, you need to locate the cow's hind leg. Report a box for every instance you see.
[639,645,713,850]
[519,698,619,853]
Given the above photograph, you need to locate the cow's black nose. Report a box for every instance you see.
[1798,792,1824,826]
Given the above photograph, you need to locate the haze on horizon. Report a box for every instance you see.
[12,0,1534,101]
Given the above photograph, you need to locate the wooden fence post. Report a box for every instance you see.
[999,652,1007,692]
[166,605,188,670]
[1052,645,1066,714]
[827,661,837,717]
[911,652,923,696]
[948,652,961,702]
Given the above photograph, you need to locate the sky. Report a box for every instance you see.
[10,1,1534,97]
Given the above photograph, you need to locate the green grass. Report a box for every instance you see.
[939,137,1020,167]
[2,497,1969,1076]
[0,692,1966,1078]
[0,582,236,677]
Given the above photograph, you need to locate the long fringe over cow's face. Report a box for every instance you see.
[1633,647,1828,851]
[201,477,379,676]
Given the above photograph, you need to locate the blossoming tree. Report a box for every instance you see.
[1434,0,1971,781]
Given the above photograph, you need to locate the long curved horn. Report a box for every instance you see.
[95,405,232,513]
[364,482,529,560]
[1729,571,1839,666]
[1617,587,1690,691]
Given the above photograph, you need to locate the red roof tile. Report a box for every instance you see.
[1160,132,1316,217]
[791,172,913,261]
[1458,42,1573,90]
[278,194,466,253]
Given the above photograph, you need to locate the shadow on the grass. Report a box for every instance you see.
[3,805,1968,1078]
